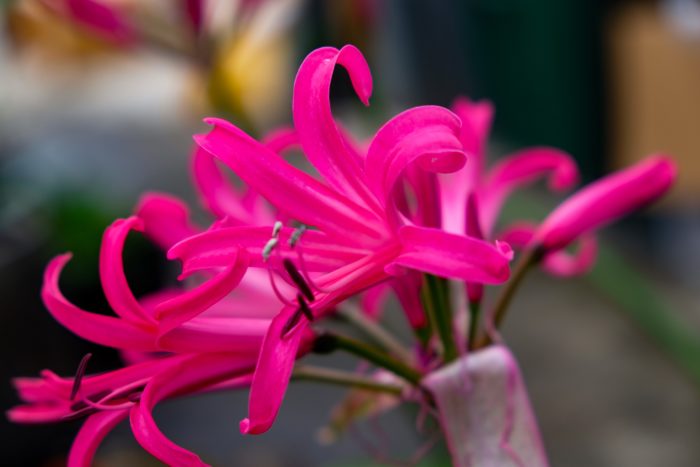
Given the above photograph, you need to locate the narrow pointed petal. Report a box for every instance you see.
[293,45,379,208]
[391,225,512,284]
[366,106,465,206]
[537,155,676,250]
[195,119,385,242]
[42,254,155,350]
[480,148,579,233]
[423,346,549,467]
[65,0,135,45]
[100,217,156,325]
[390,272,427,329]
[192,146,260,222]
[241,304,318,435]
[500,223,598,277]
[155,249,249,334]
[452,97,494,161]
[130,354,254,467]
[168,225,367,276]
[262,127,300,154]
[135,193,198,250]
[68,410,129,467]
[158,317,268,353]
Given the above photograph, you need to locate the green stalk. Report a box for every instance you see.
[314,333,422,386]
[475,248,541,349]
[422,274,458,362]
[337,304,413,362]
[468,301,481,350]
[292,365,404,395]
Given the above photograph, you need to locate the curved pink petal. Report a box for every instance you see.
[391,225,512,284]
[537,155,676,251]
[158,317,268,354]
[366,106,465,207]
[130,354,255,466]
[42,254,156,350]
[135,193,199,250]
[423,346,549,467]
[155,249,249,335]
[452,97,494,161]
[99,217,155,325]
[262,127,300,154]
[479,148,579,234]
[542,234,598,277]
[240,305,314,435]
[293,45,379,210]
[192,146,261,223]
[68,410,129,467]
[195,119,386,243]
[168,225,367,276]
[390,272,427,329]
[64,0,135,45]
[500,223,598,277]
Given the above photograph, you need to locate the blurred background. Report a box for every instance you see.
[1,0,700,465]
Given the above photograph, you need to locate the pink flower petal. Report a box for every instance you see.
[366,106,465,207]
[135,193,199,250]
[479,148,579,234]
[537,155,676,250]
[391,225,512,284]
[195,119,386,243]
[293,45,380,210]
[65,0,135,45]
[499,223,598,277]
[155,249,249,335]
[68,410,129,467]
[168,225,367,276]
[390,272,427,329]
[241,302,320,435]
[130,354,254,466]
[423,346,549,467]
[157,317,268,353]
[42,254,155,350]
[261,126,300,154]
[99,217,155,325]
[452,97,494,161]
[192,146,261,223]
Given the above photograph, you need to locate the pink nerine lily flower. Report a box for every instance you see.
[178,45,514,434]
[10,194,309,466]
[438,97,591,287]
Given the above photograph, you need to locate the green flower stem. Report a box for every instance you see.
[314,332,423,386]
[337,304,413,362]
[422,274,458,363]
[475,248,541,349]
[468,301,481,351]
[292,365,404,395]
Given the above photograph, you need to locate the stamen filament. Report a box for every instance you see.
[70,353,93,401]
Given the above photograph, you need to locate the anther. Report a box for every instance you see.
[296,293,314,321]
[263,221,285,262]
[70,353,93,401]
[281,308,304,337]
[272,221,283,237]
[289,225,307,248]
[283,258,315,302]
